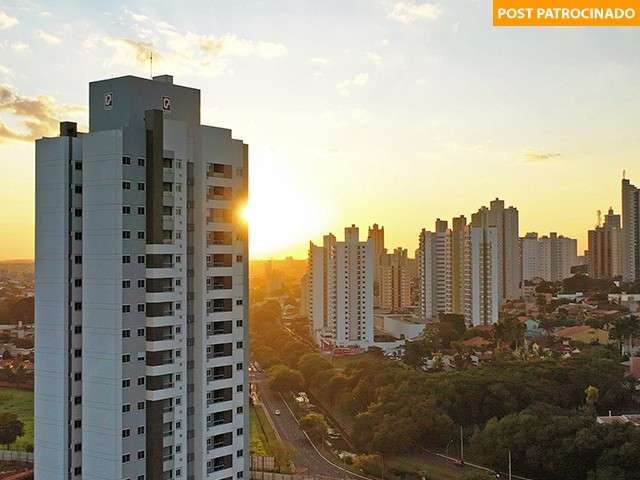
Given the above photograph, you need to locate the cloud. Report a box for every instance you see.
[0,64,12,77]
[366,52,383,66]
[1,41,29,52]
[0,10,18,29]
[0,84,84,142]
[309,57,331,66]
[101,10,287,77]
[389,1,442,23]
[337,73,369,96]
[36,30,62,44]
[524,150,562,162]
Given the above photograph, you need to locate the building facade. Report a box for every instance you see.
[521,232,578,282]
[623,178,640,282]
[465,225,500,326]
[378,248,412,312]
[35,75,249,480]
[417,220,452,321]
[307,226,374,349]
[588,207,624,279]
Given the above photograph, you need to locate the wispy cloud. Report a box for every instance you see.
[0,85,84,142]
[36,30,62,44]
[100,9,287,77]
[0,10,18,29]
[1,41,29,52]
[524,149,562,162]
[337,73,369,96]
[389,1,442,23]
[366,52,383,66]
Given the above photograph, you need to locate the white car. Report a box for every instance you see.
[274,409,281,416]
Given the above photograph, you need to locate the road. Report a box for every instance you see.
[254,374,369,479]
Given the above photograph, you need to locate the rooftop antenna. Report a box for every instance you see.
[596,209,601,228]
[150,50,153,79]
[623,169,626,180]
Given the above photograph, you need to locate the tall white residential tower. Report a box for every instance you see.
[35,75,249,480]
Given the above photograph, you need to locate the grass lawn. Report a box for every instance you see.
[251,404,280,456]
[0,387,33,451]
[387,454,479,480]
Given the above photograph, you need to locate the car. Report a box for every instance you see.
[274,409,281,416]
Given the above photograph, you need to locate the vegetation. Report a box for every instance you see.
[0,388,33,451]
[251,299,639,480]
[0,296,33,325]
[0,412,24,449]
[299,413,328,441]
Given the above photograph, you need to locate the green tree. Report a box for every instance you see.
[0,413,24,448]
[267,365,304,393]
[296,353,332,383]
[299,413,328,441]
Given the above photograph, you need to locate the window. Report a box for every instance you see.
[74,302,82,311]
[236,385,243,393]
[74,278,82,287]
[237,450,243,458]
[122,404,131,413]
[236,363,243,371]
[122,429,130,438]
[137,182,145,191]
[74,467,81,476]
[137,450,145,460]
[137,352,145,361]
[137,231,145,239]
[74,185,82,194]
[237,428,243,436]
[237,406,243,414]
[123,156,131,165]
[123,205,131,214]
[74,396,82,405]
[123,181,131,190]
[138,158,145,166]
[74,420,81,428]
[74,325,82,334]
[236,299,243,306]
[236,320,243,327]
[74,255,82,264]
[122,354,130,363]
[138,206,145,215]
[74,232,82,240]
[137,304,145,312]
[236,255,243,262]
[122,454,130,463]
[137,377,145,386]
[137,255,145,264]
[137,426,145,434]
[74,161,82,170]
[123,231,131,239]
[137,401,145,410]
[74,372,81,381]
[137,328,145,337]
[123,255,131,264]
[122,329,131,338]
[138,279,145,288]
[122,379,131,388]
[123,280,131,288]
[236,341,243,349]
[122,305,131,313]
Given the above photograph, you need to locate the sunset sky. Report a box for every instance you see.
[1,0,639,260]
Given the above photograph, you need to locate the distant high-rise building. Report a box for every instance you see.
[35,75,249,480]
[451,215,467,315]
[299,272,309,317]
[418,220,452,321]
[471,198,521,300]
[465,225,500,326]
[368,223,386,263]
[308,226,374,349]
[521,232,578,282]
[378,248,412,312]
[589,207,624,279]
[622,178,640,281]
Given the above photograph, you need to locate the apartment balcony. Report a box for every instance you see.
[146,339,175,352]
[146,363,174,377]
[206,163,233,179]
[146,386,176,402]
[162,191,174,206]
[162,168,174,183]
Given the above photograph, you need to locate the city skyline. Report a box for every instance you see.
[2,1,640,260]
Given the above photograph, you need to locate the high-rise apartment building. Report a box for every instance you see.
[378,248,412,313]
[450,216,467,315]
[588,207,624,279]
[35,75,249,480]
[622,178,640,281]
[417,220,452,321]
[367,224,386,263]
[465,225,500,326]
[471,199,521,300]
[521,232,578,282]
[308,226,374,349]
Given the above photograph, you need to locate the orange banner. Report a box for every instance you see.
[493,0,640,26]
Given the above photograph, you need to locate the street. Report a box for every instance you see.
[253,372,369,479]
